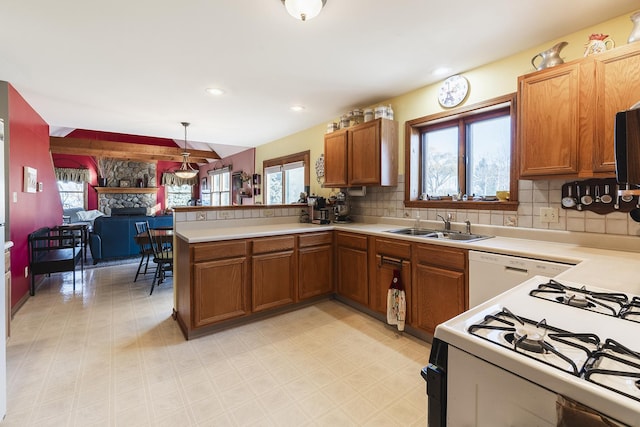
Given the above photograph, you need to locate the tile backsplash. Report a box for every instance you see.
[350,176,640,237]
[175,175,640,238]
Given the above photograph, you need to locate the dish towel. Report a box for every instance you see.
[387,269,406,331]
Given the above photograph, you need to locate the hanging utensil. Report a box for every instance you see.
[601,184,612,204]
[614,184,620,210]
[561,186,576,208]
[580,186,593,206]
[575,183,583,211]
[594,185,601,203]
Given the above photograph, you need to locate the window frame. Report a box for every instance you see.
[208,167,232,206]
[262,150,310,205]
[57,180,88,210]
[165,183,194,208]
[405,94,518,211]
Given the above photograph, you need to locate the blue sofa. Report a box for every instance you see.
[89,215,173,263]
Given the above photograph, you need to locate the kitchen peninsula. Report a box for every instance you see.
[173,206,640,340]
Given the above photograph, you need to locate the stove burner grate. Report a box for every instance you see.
[530,279,628,317]
[468,307,599,376]
[619,297,640,323]
[584,339,640,403]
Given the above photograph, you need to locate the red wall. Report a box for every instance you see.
[7,84,61,307]
[53,130,191,211]
[200,148,256,205]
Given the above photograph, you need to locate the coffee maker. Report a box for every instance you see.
[333,191,351,223]
[309,196,330,224]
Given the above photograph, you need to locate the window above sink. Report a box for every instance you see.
[404,94,519,211]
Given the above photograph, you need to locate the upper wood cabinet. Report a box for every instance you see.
[518,43,640,180]
[324,118,398,188]
[592,44,640,173]
[518,63,583,178]
[324,130,348,187]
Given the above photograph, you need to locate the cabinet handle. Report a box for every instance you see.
[505,266,528,274]
[380,256,404,269]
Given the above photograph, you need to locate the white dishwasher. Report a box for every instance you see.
[468,251,573,308]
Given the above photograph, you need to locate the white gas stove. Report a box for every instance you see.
[424,275,640,427]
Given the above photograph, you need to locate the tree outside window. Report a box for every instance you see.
[406,94,517,209]
[263,151,309,205]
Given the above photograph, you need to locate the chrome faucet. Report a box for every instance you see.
[465,220,471,234]
[437,214,451,231]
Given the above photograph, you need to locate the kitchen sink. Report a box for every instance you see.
[385,228,492,242]
[385,228,436,236]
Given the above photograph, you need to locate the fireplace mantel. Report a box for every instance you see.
[95,187,158,194]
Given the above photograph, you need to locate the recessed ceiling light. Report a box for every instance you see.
[290,105,305,112]
[432,67,451,76]
[206,87,225,96]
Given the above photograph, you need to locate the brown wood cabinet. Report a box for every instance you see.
[323,118,398,188]
[412,244,467,335]
[323,130,348,187]
[336,232,368,306]
[298,232,333,300]
[591,44,640,174]
[251,236,296,312]
[370,237,411,319]
[518,43,640,179]
[175,238,250,336]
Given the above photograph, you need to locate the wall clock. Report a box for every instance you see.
[437,75,469,108]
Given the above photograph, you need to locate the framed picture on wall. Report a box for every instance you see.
[23,166,37,193]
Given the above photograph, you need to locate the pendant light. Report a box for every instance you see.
[174,122,198,179]
[281,0,326,21]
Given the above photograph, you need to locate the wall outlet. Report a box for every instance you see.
[196,212,206,221]
[24,266,28,278]
[264,209,274,217]
[217,211,232,220]
[540,207,559,223]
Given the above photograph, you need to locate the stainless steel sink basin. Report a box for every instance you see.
[385,228,437,236]
[385,228,492,242]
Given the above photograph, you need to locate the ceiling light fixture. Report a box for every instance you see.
[290,105,305,112]
[174,122,199,179]
[281,0,326,21]
[206,87,225,96]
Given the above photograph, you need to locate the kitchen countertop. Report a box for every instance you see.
[175,217,640,294]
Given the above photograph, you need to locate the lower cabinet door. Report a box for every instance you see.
[413,263,465,334]
[193,257,248,328]
[298,244,333,300]
[252,250,295,312]
[337,246,368,306]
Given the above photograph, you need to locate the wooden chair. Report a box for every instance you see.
[134,221,153,282]
[147,227,173,295]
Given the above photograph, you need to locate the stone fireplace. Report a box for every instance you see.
[98,159,158,215]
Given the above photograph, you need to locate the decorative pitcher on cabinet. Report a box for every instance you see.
[629,11,640,43]
[531,41,568,70]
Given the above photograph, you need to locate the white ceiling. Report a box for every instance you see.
[2,1,638,158]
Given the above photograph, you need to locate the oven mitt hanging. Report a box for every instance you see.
[387,269,406,331]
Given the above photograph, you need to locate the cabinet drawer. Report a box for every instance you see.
[299,232,332,248]
[252,236,295,254]
[336,232,367,250]
[416,244,466,271]
[193,240,247,262]
[374,238,411,259]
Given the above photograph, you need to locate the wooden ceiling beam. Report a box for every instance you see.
[49,136,220,163]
